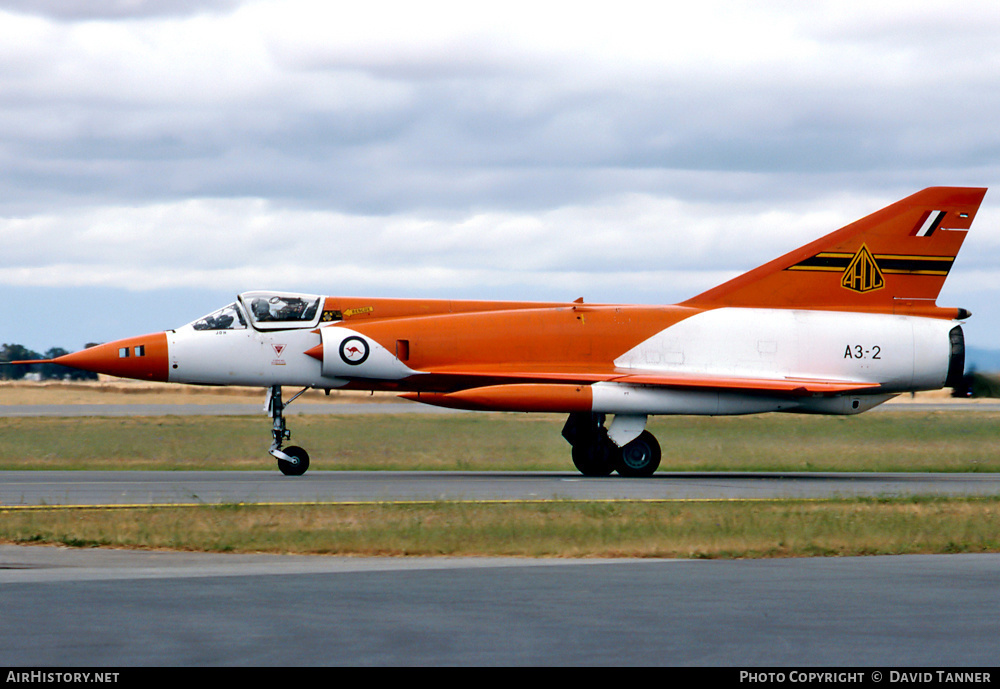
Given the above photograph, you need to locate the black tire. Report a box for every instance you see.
[571,438,617,477]
[615,431,661,478]
[277,446,310,476]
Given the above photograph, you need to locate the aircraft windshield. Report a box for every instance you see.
[191,303,247,331]
[240,291,323,329]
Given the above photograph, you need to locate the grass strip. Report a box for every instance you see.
[2,410,1000,472]
[4,496,1000,559]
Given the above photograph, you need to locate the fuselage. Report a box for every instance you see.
[70,289,962,417]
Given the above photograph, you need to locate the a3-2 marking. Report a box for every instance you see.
[844,344,881,360]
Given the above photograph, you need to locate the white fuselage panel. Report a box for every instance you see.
[614,308,952,393]
[167,324,343,388]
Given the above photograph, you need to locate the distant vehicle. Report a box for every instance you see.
[10,187,986,477]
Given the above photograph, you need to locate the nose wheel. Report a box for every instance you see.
[275,445,310,476]
[267,385,311,476]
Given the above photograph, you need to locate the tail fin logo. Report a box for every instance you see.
[841,244,884,293]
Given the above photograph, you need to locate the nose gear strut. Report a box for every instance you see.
[266,385,311,476]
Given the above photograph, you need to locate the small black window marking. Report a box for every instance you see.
[915,210,947,237]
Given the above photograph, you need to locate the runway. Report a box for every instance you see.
[4,470,1000,507]
[2,544,998,666]
[4,471,1000,666]
[4,402,999,666]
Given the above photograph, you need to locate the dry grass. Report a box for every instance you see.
[0,380,397,405]
[2,410,999,472]
[4,497,1000,558]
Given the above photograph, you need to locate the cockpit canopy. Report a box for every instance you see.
[192,302,246,331]
[241,291,322,328]
[189,291,326,332]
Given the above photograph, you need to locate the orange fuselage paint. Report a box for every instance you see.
[321,297,575,324]
[51,332,170,382]
[401,384,594,412]
[339,305,702,382]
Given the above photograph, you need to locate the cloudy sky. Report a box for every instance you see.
[2,0,1000,356]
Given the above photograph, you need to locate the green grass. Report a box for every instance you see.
[1,410,998,472]
[4,411,999,558]
[5,497,1000,558]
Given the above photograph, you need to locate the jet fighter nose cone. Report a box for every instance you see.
[53,332,170,382]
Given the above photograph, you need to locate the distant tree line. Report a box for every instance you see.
[951,369,1000,398]
[0,343,98,381]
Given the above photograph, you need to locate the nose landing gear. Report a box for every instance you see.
[267,385,311,476]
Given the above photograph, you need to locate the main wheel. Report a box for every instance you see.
[571,438,617,477]
[615,431,661,478]
[277,446,310,476]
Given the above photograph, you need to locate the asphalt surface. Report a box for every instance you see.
[4,470,1000,506]
[3,470,1000,666]
[2,545,998,666]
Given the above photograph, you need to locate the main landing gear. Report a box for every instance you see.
[267,385,311,476]
[561,412,661,478]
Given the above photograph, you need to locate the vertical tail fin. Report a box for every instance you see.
[683,187,987,317]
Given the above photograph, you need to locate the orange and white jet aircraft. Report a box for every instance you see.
[11,187,987,476]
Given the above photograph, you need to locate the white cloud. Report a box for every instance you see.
[2,1,1000,348]
[0,0,242,21]
[0,189,944,298]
